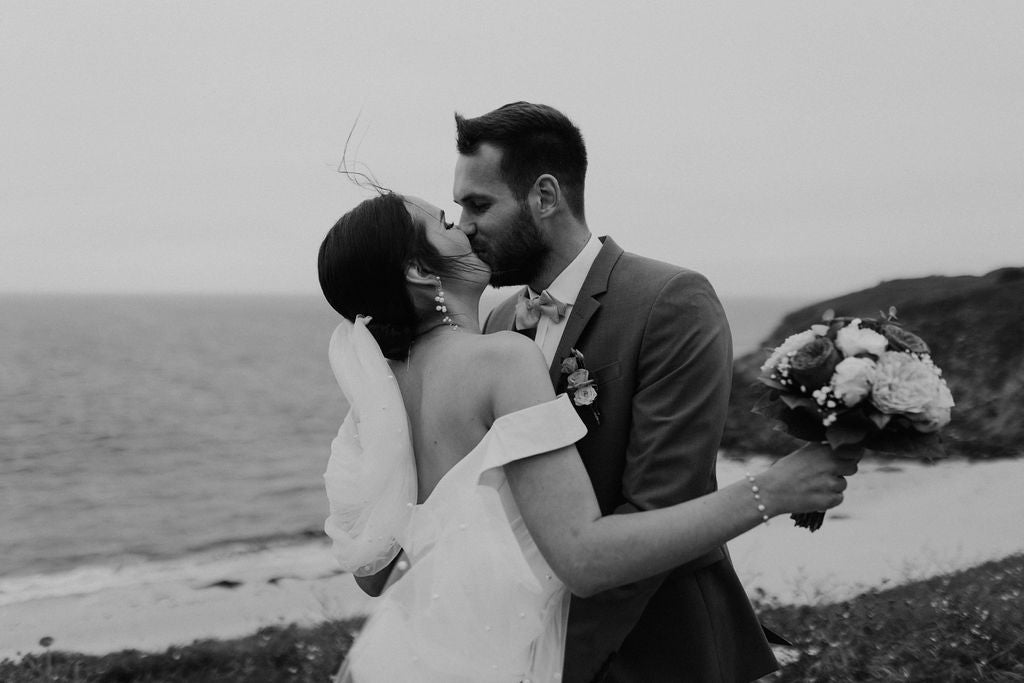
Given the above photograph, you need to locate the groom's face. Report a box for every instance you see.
[454,143,546,287]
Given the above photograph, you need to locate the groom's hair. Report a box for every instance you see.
[455,102,587,219]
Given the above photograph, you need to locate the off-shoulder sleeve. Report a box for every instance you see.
[477,394,587,482]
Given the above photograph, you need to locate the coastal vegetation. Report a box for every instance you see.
[3,553,1022,682]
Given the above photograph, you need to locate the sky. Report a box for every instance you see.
[2,1,1022,299]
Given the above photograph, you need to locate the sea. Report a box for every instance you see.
[0,292,805,603]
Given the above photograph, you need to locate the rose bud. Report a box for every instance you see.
[567,369,590,389]
[788,337,841,393]
[573,384,598,406]
[881,324,930,355]
[835,321,889,357]
[561,356,579,374]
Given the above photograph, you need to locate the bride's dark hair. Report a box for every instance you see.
[318,192,461,359]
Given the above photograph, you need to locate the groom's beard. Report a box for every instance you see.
[482,204,546,287]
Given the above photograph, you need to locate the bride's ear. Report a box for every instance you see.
[404,263,435,287]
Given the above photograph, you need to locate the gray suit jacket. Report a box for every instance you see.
[485,237,778,682]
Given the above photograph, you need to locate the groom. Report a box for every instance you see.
[454,102,779,682]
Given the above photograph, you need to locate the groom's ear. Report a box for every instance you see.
[532,174,560,217]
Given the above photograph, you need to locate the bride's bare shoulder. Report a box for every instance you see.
[463,331,545,368]
[443,332,549,386]
[460,333,554,412]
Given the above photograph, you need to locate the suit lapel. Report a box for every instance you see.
[548,237,623,386]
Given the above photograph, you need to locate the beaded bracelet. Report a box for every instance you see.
[745,472,770,525]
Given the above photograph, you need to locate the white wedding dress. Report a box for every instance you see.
[325,317,587,682]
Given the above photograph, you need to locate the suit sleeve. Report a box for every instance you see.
[482,295,516,335]
[622,269,732,511]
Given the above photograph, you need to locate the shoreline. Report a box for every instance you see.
[0,540,373,661]
[3,456,1023,661]
[0,532,331,607]
[724,456,1024,604]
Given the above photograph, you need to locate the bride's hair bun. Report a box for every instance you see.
[365,318,415,360]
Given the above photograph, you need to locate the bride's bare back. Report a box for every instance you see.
[388,330,517,503]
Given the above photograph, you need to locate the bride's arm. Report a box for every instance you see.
[505,441,854,597]
[488,336,859,598]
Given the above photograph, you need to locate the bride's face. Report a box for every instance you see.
[403,196,490,282]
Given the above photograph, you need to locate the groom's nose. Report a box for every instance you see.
[457,221,477,238]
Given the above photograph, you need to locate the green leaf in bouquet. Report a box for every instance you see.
[868,411,891,430]
[777,417,826,442]
[880,322,930,355]
[752,389,782,418]
[751,389,826,442]
[757,374,788,391]
[777,409,827,442]
[779,393,818,412]
[825,423,867,449]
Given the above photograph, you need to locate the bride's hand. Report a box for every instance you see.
[757,443,863,517]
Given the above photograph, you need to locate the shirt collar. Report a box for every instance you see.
[528,234,602,307]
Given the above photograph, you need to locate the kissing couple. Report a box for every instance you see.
[318,102,860,682]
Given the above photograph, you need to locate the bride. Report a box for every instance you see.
[318,192,859,682]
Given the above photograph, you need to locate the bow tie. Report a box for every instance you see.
[514,288,569,331]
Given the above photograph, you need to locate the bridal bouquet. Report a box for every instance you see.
[754,311,954,531]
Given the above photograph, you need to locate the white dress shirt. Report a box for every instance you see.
[525,235,602,366]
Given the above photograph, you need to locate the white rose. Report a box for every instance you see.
[831,356,876,407]
[908,381,955,432]
[871,351,954,417]
[909,405,951,433]
[760,330,817,373]
[835,321,888,357]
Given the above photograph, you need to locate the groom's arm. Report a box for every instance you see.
[622,269,732,513]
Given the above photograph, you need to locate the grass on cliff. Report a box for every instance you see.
[756,553,1024,682]
[4,554,1023,682]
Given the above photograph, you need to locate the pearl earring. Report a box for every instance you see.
[434,276,458,330]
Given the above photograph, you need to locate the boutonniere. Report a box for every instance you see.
[560,348,601,425]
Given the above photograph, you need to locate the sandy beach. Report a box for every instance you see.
[3,456,1022,661]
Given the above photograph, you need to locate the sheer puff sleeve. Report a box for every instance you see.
[323,316,417,577]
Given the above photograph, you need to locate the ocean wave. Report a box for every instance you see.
[0,536,335,608]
